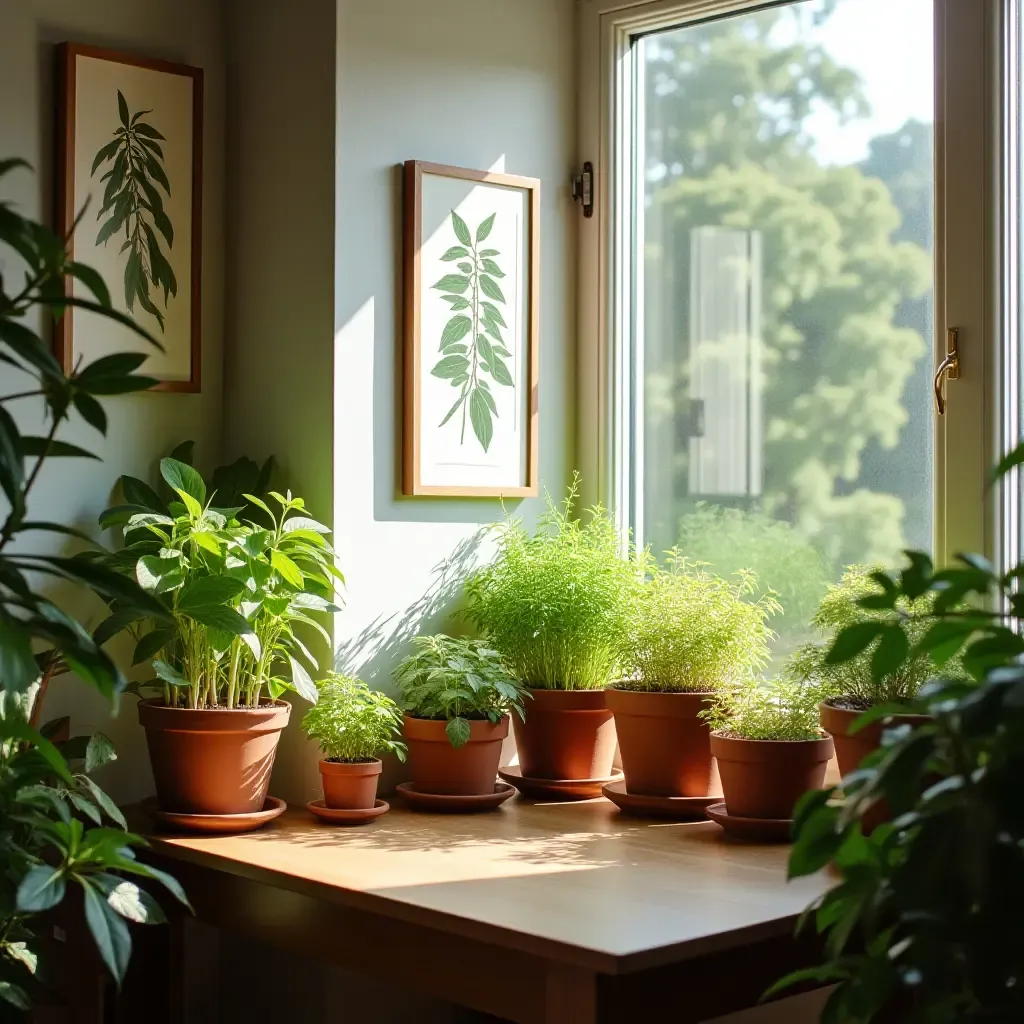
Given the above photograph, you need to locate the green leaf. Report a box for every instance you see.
[825,622,887,665]
[132,627,175,665]
[442,294,471,310]
[439,393,466,427]
[270,550,304,588]
[440,315,472,350]
[17,865,66,913]
[993,440,1024,480]
[93,607,146,646]
[0,613,39,692]
[132,122,166,142]
[91,138,121,174]
[479,275,505,303]
[481,302,507,328]
[75,392,108,434]
[289,656,318,703]
[186,605,260,643]
[446,716,472,748]
[431,354,469,379]
[85,732,118,773]
[481,258,504,278]
[871,625,909,682]
[478,386,497,415]
[136,555,185,593]
[99,876,165,925]
[490,356,514,388]
[83,881,132,983]
[432,274,470,295]
[160,458,207,505]
[469,389,494,453]
[20,436,101,460]
[0,404,25,515]
[476,213,496,242]
[440,246,469,261]
[0,317,65,380]
[153,659,190,687]
[282,515,331,535]
[80,776,128,828]
[177,576,247,612]
[117,90,130,128]
[450,210,472,245]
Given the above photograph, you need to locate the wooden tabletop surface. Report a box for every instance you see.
[138,795,831,975]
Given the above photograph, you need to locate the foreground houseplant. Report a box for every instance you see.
[787,565,953,778]
[0,157,187,1010]
[702,678,833,819]
[98,461,341,815]
[465,476,634,781]
[775,447,1024,1020]
[302,674,405,809]
[611,555,779,797]
[395,635,526,795]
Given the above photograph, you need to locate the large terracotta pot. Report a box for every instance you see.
[319,759,382,810]
[606,688,716,797]
[404,715,508,795]
[511,689,616,780]
[820,701,930,778]
[710,732,834,819]
[138,699,290,815]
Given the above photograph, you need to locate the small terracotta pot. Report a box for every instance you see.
[404,715,508,796]
[139,699,290,815]
[820,701,930,778]
[606,688,716,797]
[710,732,834,820]
[319,759,382,810]
[511,689,617,781]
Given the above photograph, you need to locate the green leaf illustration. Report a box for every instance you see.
[481,258,505,278]
[91,92,174,332]
[442,295,470,310]
[490,356,514,387]
[480,275,505,303]
[431,354,469,379]
[451,210,472,246]
[476,213,496,242]
[469,389,494,452]
[432,274,470,294]
[441,246,469,262]
[482,302,506,328]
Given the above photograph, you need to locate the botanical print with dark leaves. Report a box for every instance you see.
[431,210,513,453]
[91,89,176,331]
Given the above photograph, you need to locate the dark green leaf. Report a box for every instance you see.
[74,392,108,434]
[160,457,207,505]
[446,716,472,748]
[17,865,66,913]
[826,622,887,665]
[871,626,909,682]
[152,659,189,688]
[91,139,121,174]
[44,296,163,349]
[132,627,175,665]
[992,440,1024,480]
[0,613,40,692]
[0,720,74,782]
[0,403,25,516]
[469,389,494,453]
[80,776,128,828]
[450,210,471,245]
[117,90,129,127]
[185,604,258,640]
[120,475,163,511]
[0,317,65,380]
[83,881,132,983]
[133,122,166,142]
[476,213,496,242]
[85,732,118,773]
[20,437,101,460]
[177,576,247,612]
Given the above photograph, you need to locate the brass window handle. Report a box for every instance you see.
[934,327,961,416]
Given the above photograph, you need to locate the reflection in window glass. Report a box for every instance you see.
[635,0,935,662]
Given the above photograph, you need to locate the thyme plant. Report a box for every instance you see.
[786,565,959,709]
[302,675,406,763]
[701,678,824,742]
[620,553,779,693]
[465,475,636,690]
[394,635,528,748]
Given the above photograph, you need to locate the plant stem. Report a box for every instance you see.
[460,240,481,443]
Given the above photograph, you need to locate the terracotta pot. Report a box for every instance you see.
[606,688,716,797]
[404,715,508,796]
[820,701,930,778]
[319,759,382,810]
[710,732,834,820]
[511,689,617,780]
[138,699,290,815]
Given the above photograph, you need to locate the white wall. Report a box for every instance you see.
[0,0,225,804]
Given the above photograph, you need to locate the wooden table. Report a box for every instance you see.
[125,797,832,1024]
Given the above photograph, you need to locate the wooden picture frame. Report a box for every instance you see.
[403,160,540,497]
[56,43,204,392]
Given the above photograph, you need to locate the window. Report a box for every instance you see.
[580,0,997,667]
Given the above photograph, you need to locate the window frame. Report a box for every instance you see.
[577,0,1004,567]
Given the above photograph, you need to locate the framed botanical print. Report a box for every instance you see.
[56,43,203,392]
[403,161,539,497]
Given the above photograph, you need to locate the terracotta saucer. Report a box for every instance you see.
[602,780,722,820]
[498,765,624,801]
[396,782,515,813]
[307,798,389,825]
[704,802,793,843]
[147,795,287,835]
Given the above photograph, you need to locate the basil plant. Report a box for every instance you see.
[97,459,342,710]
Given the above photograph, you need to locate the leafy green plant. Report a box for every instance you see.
[431,210,512,452]
[96,460,342,710]
[675,504,832,645]
[465,475,636,690]
[620,552,779,693]
[785,564,960,709]
[773,443,1024,1022]
[91,91,175,330]
[701,678,823,741]
[302,674,406,763]
[394,635,527,748]
[0,157,186,1011]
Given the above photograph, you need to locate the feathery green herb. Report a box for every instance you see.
[465,475,636,690]
[701,678,824,741]
[302,674,406,763]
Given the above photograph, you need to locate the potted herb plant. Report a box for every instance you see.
[702,678,833,821]
[394,634,527,796]
[610,555,779,797]
[465,476,635,782]
[302,674,405,809]
[786,565,956,779]
[97,462,341,819]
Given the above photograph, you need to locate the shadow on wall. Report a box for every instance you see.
[334,529,486,693]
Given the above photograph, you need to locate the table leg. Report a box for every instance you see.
[544,964,597,1024]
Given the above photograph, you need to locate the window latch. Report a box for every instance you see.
[571,162,594,218]
[934,327,961,416]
